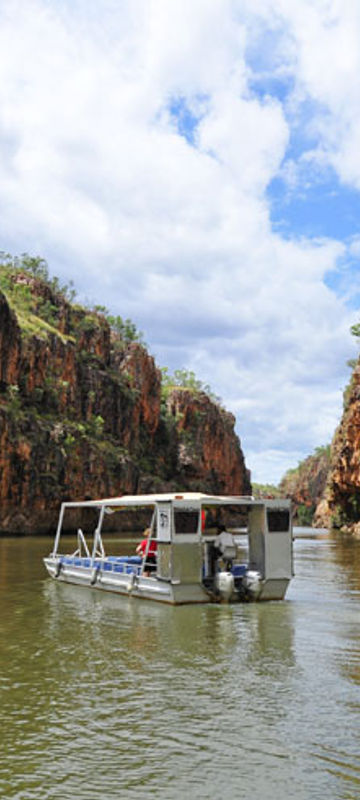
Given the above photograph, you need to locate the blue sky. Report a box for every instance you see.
[0,0,359,484]
[269,172,360,241]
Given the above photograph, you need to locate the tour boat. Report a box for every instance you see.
[43,492,293,604]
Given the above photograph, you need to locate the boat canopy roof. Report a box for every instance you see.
[59,492,290,510]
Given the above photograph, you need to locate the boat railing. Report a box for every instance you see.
[92,525,106,560]
[66,526,105,561]
[69,528,91,558]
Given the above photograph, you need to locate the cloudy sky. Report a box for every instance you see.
[1,0,360,483]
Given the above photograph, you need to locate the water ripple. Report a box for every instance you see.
[1,534,360,799]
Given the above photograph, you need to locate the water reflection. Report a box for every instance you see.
[43,579,296,672]
[329,529,360,594]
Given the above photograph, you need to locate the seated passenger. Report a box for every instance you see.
[136,527,157,576]
[214,524,237,570]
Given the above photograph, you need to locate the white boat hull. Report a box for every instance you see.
[43,557,211,605]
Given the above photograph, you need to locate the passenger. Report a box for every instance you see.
[136,527,157,576]
[214,524,237,570]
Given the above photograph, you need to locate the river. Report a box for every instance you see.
[0,529,359,800]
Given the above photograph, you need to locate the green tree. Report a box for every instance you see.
[350,323,360,338]
[17,253,49,280]
[107,314,144,344]
[161,367,221,405]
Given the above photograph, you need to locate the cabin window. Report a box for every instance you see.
[174,511,199,534]
[267,510,290,532]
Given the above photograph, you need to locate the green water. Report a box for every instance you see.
[0,531,359,800]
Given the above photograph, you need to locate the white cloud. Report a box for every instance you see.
[249,0,360,190]
[0,0,358,483]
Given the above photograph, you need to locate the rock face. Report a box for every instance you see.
[165,388,251,495]
[279,447,331,525]
[0,280,250,533]
[278,358,360,531]
[321,363,360,530]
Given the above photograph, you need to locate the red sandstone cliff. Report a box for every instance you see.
[166,388,250,495]
[318,362,360,532]
[0,272,250,533]
[279,446,331,525]
[277,357,360,532]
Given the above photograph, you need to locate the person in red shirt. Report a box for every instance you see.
[136,528,157,576]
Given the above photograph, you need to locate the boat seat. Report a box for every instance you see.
[59,556,142,576]
[73,556,95,567]
[112,563,140,574]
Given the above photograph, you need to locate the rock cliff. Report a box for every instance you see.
[277,356,360,532]
[0,264,251,533]
[319,362,360,533]
[165,388,250,495]
[279,446,331,525]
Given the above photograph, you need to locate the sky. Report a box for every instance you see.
[0,0,360,484]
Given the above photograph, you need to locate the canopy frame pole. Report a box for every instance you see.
[52,503,66,557]
[140,509,156,577]
[91,505,106,563]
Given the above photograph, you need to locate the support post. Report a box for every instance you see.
[91,505,106,562]
[52,504,66,557]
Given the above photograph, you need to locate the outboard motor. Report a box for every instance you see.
[244,570,262,600]
[216,570,235,602]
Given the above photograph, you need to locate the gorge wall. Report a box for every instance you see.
[282,355,360,533]
[279,447,331,525]
[316,362,360,532]
[0,268,251,533]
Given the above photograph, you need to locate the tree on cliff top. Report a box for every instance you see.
[350,322,360,339]
[106,314,145,345]
[0,252,77,302]
[161,367,222,405]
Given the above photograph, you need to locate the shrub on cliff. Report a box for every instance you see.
[0,255,147,355]
[106,314,145,346]
[161,367,222,405]
[252,483,282,499]
[0,252,76,302]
